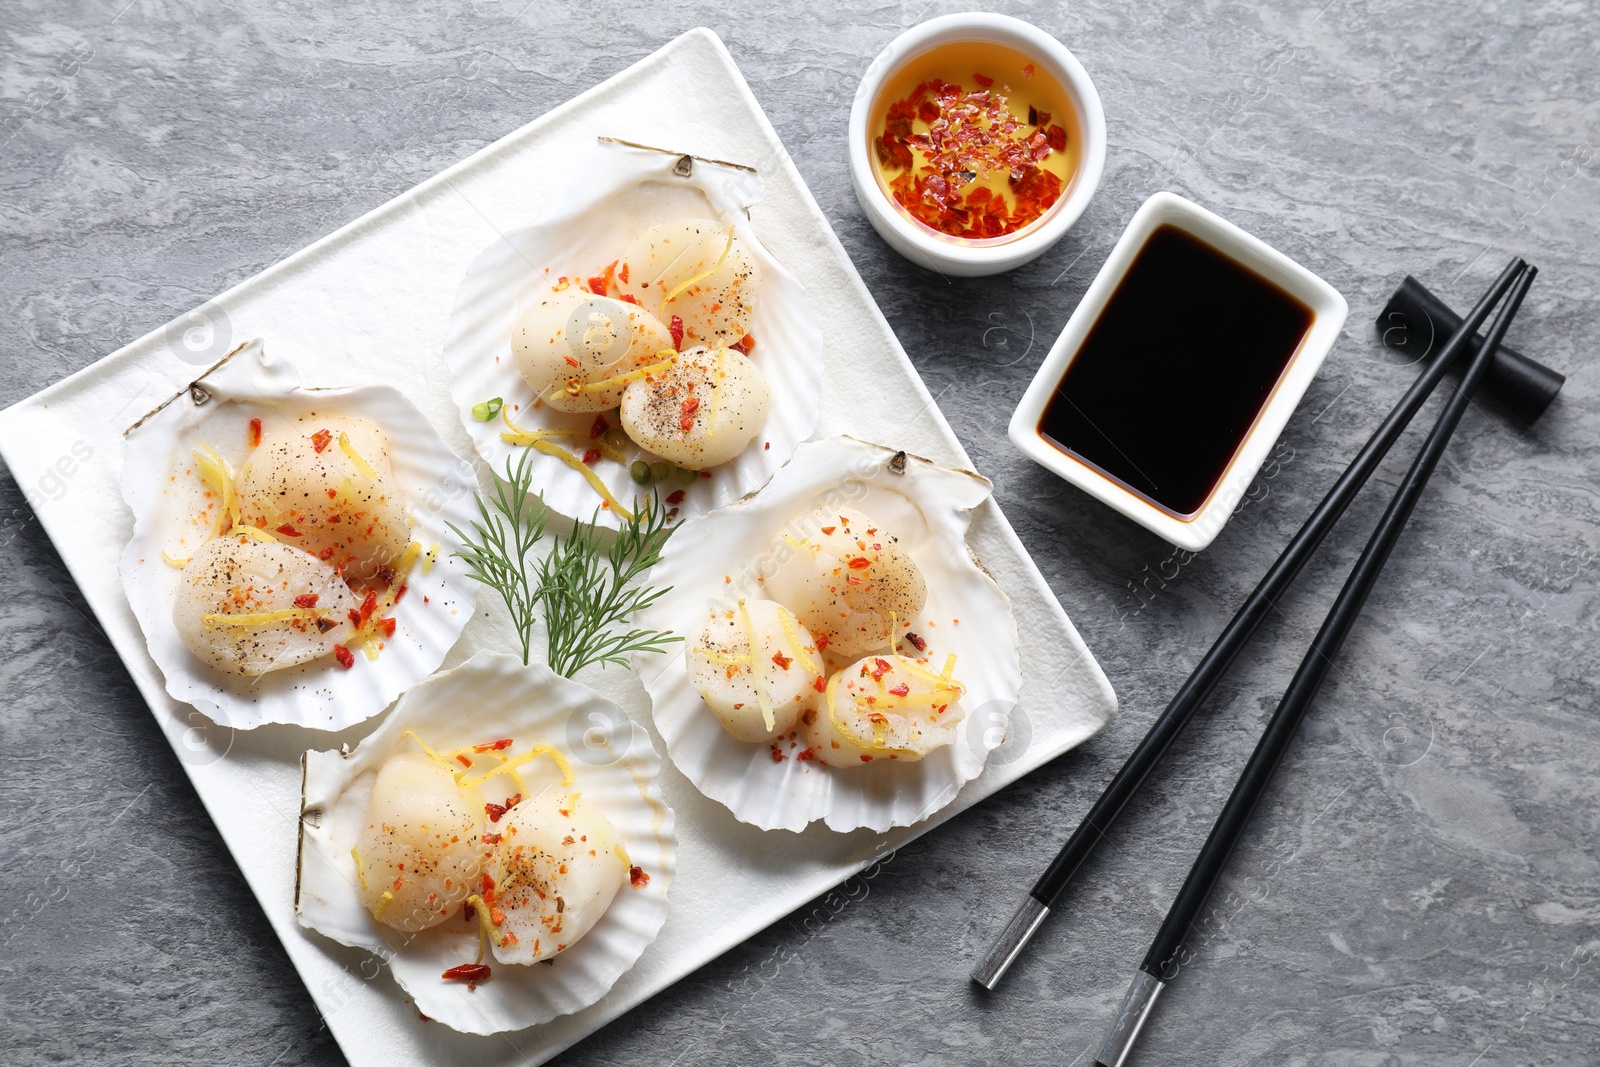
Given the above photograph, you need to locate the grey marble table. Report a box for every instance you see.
[3,2,1597,1064]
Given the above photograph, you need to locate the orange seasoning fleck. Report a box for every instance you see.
[333,644,355,670]
[248,417,262,447]
[311,428,332,453]
[629,865,649,888]
[771,651,793,671]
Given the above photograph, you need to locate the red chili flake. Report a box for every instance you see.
[318,546,335,561]
[973,72,994,87]
[275,524,302,537]
[772,651,793,670]
[377,617,397,639]
[377,566,396,586]
[481,832,502,845]
[315,618,337,633]
[505,792,522,810]
[666,489,686,505]
[441,963,491,984]
[678,396,700,432]
[333,645,354,669]
[473,738,515,753]
[847,557,871,570]
[814,633,829,651]
[860,754,874,763]
[563,354,580,368]
[590,414,609,438]
[248,418,262,447]
[729,333,757,355]
[1022,63,1035,77]
[354,591,378,626]
[889,683,911,697]
[796,748,816,762]
[668,315,684,350]
[771,746,786,763]
[1046,123,1067,152]
[618,262,630,283]
[293,593,319,609]
[394,584,408,603]
[629,865,649,888]
[311,429,332,453]
[905,631,927,652]
[481,873,497,898]
[581,448,601,465]
[618,293,639,305]
[455,754,472,768]
[586,259,618,296]
[485,801,508,823]
[871,658,893,680]
[812,675,827,693]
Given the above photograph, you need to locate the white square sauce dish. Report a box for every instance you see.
[1008,191,1348,551]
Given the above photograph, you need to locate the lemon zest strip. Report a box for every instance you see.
[465,893,496,964]
[338,431,378,479]
[737,598,775,732]
[201,607,329,627]
[659,225,736,311]
[692,645,751,668]
[459,744,574,790]
[350,847,369,892]
[777,608,818,675]
[525,439,633,521]
[548,352,678,403]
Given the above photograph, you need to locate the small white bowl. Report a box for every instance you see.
[1008,192,1348,551]
[848,13,1107,277]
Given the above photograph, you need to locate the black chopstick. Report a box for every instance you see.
[1093,263,1536,1067]
[972,257,1528,989]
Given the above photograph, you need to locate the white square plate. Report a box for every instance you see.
[0,29,1116,1067]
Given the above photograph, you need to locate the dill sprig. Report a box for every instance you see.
[447,449,548,666]
[538,494,681,677]
[448,450,680,676]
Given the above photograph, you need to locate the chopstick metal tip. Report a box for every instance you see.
[1094,969,1166,1067]
[971,895,1050,990]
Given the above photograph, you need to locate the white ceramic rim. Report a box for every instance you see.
[1007,191,1350,552]
[847,12,1108,272]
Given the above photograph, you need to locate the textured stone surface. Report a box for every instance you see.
[2,2,1597,1065]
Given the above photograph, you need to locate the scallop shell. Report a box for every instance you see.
[635,435,1022,832]
[118,339,479,731]
[443,139,822,528]
[295,651,675,1034]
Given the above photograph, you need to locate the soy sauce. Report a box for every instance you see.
[1038,224,1313,516]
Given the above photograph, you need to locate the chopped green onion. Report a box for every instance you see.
[629,460,651,485]
[674,466,698,485]
[603,428,629,452]
[472,397,504,422]
[650,461,670,483]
